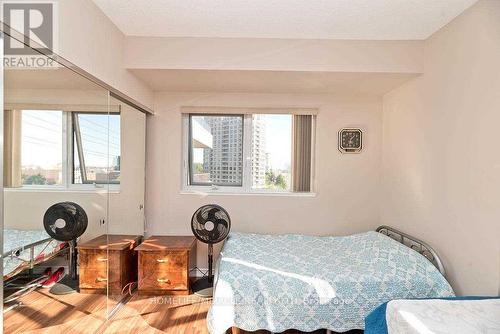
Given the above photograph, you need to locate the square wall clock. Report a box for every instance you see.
[338,128,363,153]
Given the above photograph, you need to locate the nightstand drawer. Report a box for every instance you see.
[79,250,109,270]
[79,268,108,289]
[140,251,187,272]
[78,235,141,294]
[139,271,188,290]
[136,236,196,295]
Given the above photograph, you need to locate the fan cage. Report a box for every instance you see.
[191,205,231,244]
[43,202,88,242]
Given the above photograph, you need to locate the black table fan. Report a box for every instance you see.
[43,202,88,295]
[191,204,231,298]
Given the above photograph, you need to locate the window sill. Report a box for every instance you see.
[180,189,316,197]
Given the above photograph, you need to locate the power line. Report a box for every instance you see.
[78,115,120,136]
[80,134,120,149]
[23,120,62,133]
[23,115,120,146]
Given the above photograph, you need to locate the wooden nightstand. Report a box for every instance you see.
[135,236,197,295]
[78,234,142,294]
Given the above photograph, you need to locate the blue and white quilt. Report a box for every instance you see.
[365,297,500,334]
[207,231,454,333]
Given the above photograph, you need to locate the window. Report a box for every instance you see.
[72,113,121,184]
[7,109,120,189]
[184,112,314,193]
[189,115,243,186]
[252,114,292,191]
[21,110,63,185]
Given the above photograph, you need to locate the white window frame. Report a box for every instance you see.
[181,113,316,195]
[9,110,120,192]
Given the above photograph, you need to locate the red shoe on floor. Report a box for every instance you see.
[41,267,65,288]
[42,267,52,277]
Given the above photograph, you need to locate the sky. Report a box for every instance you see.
[262,114,292,171]
[192,114,292,171]
[21,110,120,169]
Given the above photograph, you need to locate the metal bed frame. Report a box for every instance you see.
[3,237,68,310]
[376,225,446,277]
[2,236,65,278]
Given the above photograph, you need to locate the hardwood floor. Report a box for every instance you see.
[103,294,210,334]
[4,291,364,334]
[3,289,108,334]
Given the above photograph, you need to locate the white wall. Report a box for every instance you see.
[125,37,423,74]
[4,191,108,240]
[382,0,500,295]
[146,92,383,267]
[107,103,146,237]
[55,0,153,109]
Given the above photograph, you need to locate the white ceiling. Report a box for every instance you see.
[130,69,417,95]
[93,0,477,40]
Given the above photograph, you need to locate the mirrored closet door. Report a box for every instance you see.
[2,25,148,333]
[2,56,112,332]
[105,95,146,314]
[1,35,116,333]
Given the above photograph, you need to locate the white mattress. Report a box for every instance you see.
[386,299,500,334]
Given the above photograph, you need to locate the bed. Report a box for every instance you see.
[207,226,455,333]
[365,296,500,334]
[3,228,68,281]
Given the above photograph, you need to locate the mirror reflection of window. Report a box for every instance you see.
[72,113,121,185]
[3,109,64,187]
[3,110,121,188]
